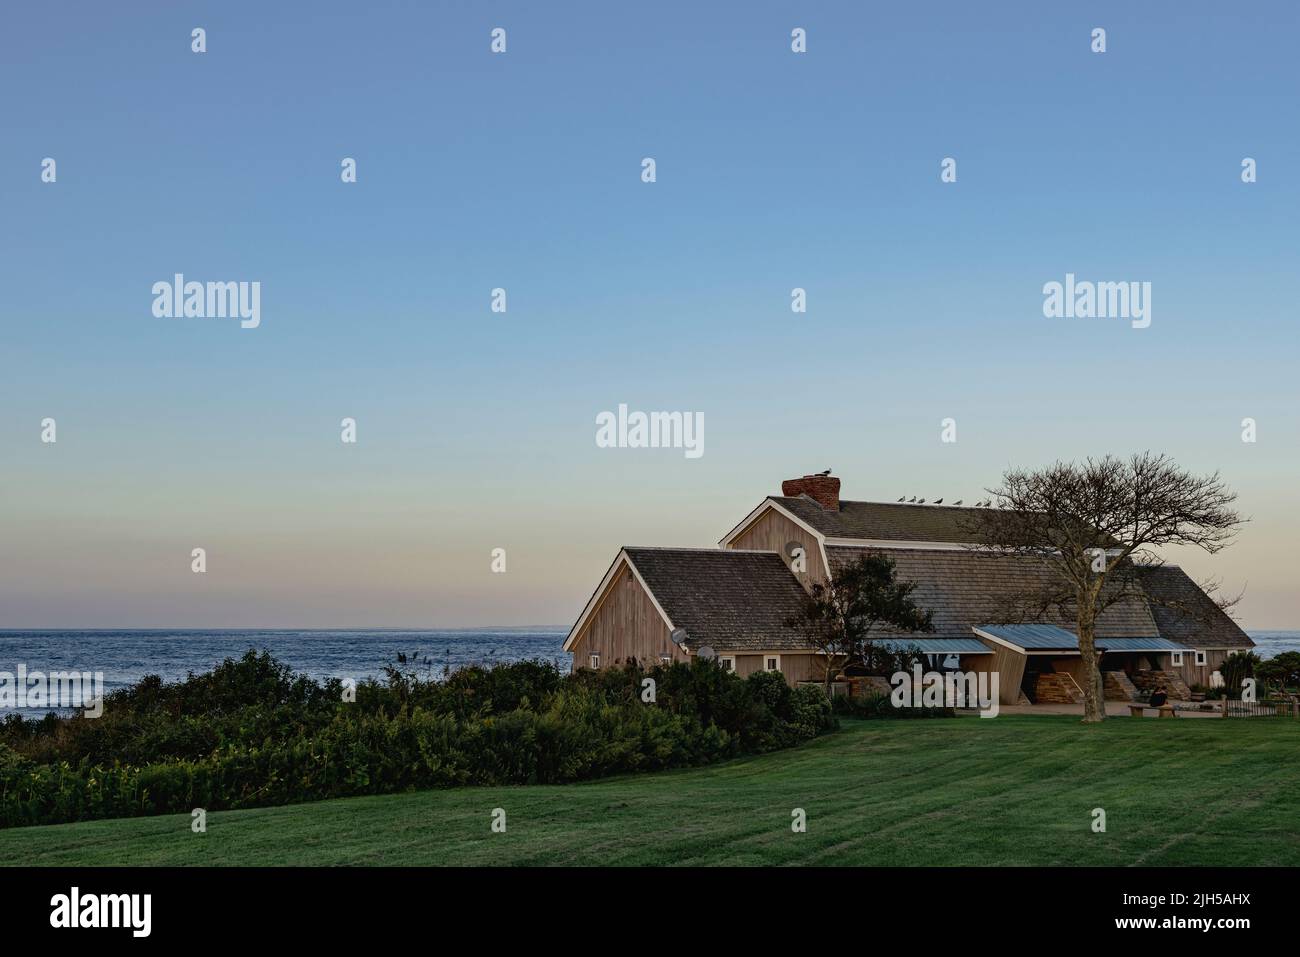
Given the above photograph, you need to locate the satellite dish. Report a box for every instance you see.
[697,646,716,660]
[784,541,804,558]
[670,628,689,646]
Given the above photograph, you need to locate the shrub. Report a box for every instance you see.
[832,691,955,719]
[1220,651,1260,699]
[1256,652,1300,694]
[788,684,837,738]
[0,653,836,829]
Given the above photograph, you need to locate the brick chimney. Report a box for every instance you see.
[781,473,841,511]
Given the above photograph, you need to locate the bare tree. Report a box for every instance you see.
[963,453,1242,723]
[784,553,934,694]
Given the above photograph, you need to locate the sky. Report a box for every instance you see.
[1,1,1297,629]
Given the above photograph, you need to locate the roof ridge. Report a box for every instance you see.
[839,498,984,510]
[772,494,990,511]
[623,545,779,555]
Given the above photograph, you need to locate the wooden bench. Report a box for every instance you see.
[1128,703,1177,718]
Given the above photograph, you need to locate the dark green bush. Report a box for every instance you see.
[831,691,956,719]
[1220,651,1260,699]
[1257,652,1300,692]
[0,651,837,829]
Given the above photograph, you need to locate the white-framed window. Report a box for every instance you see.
[719,656,735,673]
[764,654,782,673]
[1195,650,1207,667]
[659,654,672,665]
[1171,651,1183,666]
[589,653,600,669]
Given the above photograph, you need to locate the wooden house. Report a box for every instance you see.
[564,473,1254,703]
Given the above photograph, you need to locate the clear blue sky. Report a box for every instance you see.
[2,1,1297,628]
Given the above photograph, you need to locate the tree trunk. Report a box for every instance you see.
[1077,612,1105,723]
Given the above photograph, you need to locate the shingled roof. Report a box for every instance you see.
[622,547,811,652]
[772,496,988,543]
[1135,565,1254,650]
[825,545,1160,641]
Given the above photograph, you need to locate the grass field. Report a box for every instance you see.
[4,715,1297,866]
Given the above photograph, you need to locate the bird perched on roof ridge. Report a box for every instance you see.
[934,498,944,504]
[953,499,963,505]
[907,496,917,503]
[897,496,905,502]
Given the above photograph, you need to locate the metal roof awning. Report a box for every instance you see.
[973,624,1181,654]
[974,623,1081,650]
[1094,636,1191,652]
[877,637,992,655]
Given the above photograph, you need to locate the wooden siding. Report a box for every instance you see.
[568,559,685,670]
[1166,648,1231,689]
[729,651,823,685]
[728,506,825,588]
[1050,656,1090,689]
[781,653,827,683]
[965,643,1026,705]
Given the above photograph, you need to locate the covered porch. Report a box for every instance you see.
[972,624,1192,705]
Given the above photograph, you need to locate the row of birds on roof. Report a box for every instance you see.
[895,496,995,506]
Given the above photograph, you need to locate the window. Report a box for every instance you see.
[719,656,735,672]
[659,654,672,665]
[589,653,600,669]
[1171,651,1183,667]
[1195,650,1207,667]
[764,655,781,673]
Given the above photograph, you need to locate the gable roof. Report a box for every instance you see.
[621,547,812,653]
[769,496,987,544]
[825,545,1160,641]
[1134,565,1254,650]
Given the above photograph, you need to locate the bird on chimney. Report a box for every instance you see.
[817,469,831,476]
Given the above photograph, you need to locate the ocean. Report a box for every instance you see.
[0,628,1296,721]
[0,628,569,720]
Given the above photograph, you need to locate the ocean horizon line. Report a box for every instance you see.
[1,626,1294,634]
[0,625,569,633]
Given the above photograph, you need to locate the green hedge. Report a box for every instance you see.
[0,653,836,828]
[830,691,956,719]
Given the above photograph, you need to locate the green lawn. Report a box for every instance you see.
[4,715,1297,866]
